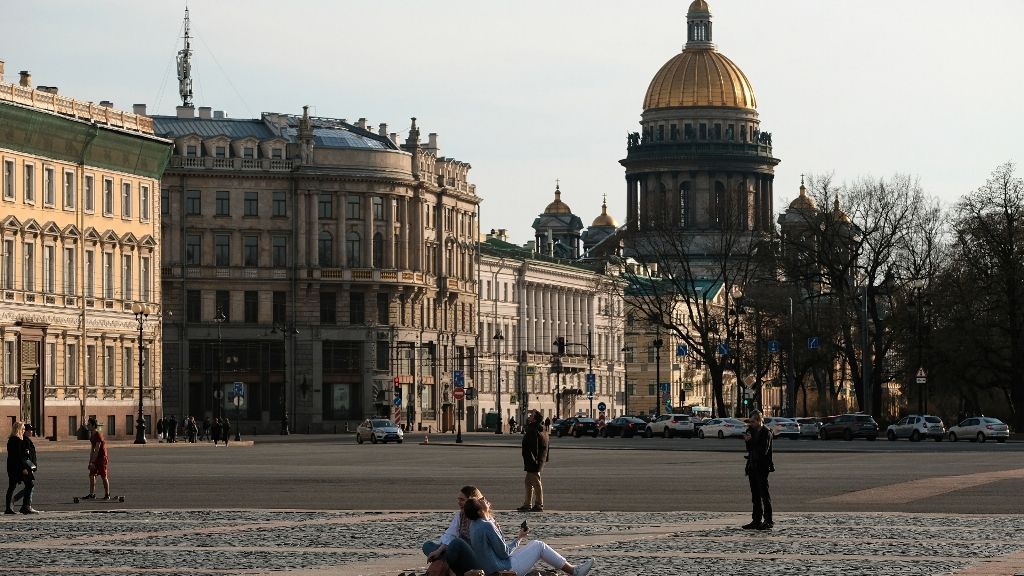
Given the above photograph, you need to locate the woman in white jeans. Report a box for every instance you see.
[464,498,594,576]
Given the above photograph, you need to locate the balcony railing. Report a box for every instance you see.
[0,81,155,133]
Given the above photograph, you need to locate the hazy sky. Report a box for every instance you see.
[7,1,1022,242]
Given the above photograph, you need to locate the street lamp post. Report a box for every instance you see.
[621,346,631,416]
[213,309,226,421]
[272,323,298,434]
[132,303,152,444]
[651,316,663,418]
[909,283,931,414]
[493,329,504,434]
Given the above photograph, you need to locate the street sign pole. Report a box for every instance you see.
[454,370,464,444]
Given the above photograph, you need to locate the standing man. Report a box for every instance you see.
[83,416,111,501]
[517,410,549,512]
[742,411,774,530]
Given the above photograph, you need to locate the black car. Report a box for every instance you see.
[602,416,646,438]
[553,417,599,438]
[819,413,878,440]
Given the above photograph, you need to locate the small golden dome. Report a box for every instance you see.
[687,0,710,14]
[788,178,817,210]
[643,49,757,111]
[591,195,618,227]
[544,183,572,215]
[832,197,851,223]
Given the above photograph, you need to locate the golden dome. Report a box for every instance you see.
[644,49,757,111]
[688,0,710,14]
[832,197,851,223]
[788,178,817,210]
[544,183,572,215]
[591,195,618,227]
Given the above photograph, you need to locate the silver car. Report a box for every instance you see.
[763,417,800,439]
[796,417,822,439]
[355,418,405,444]
[947,417,1010,443]
[886,415,945,442]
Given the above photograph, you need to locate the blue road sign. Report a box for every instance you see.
[232,381,245,397]
[454,370,465,388]
[718,342,731,356]
[808,337,820,350]
[586,373,596,394]
[768,340,780,353]
[393,396,401,407]
[676,344,688,357]
[597,402,607,412]
[660,383,669,393]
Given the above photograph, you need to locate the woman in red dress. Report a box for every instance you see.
[83,416,110,500]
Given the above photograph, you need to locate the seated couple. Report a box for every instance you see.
[423,485,593,576]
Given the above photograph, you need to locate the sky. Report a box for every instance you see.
[6,1,1023,243]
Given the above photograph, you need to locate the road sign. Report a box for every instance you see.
[676,344,688,357]
[453,387,465,400]
[660,383,669,393]
[232,381,245,397]
[915,367,927,384]
[453,370,465,388]
[393,396,402,407]
[597,402,607,412]
[718,342,730,356]
[768,340,780,353]
[808,337,820,350]
[586,373,596,394]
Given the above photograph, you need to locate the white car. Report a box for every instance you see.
[698,418,747,439]
[763,417,801,439]
[796,417,822,439]
[886,415,945,442]
[645,414,696,438]
[355,418,404,444]
[947,417,1010,443]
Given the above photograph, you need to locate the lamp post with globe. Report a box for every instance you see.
[132,303,152,444]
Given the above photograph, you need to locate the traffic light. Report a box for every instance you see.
[393,377,402,403]
[554,337,566,355]
[466,387,476,400]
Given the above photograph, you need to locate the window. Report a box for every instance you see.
[372,233,383,268]
[215,145,227,158]
[272,191,286,216]
[215,290,230,320]
[185,234,201,266]
[23,243,35,291]
[121,254,132,300]
[346,196,361,219]
[186,290,201,322]
[679,182,691,229]
[215,234,230,266]
[103,179,114,215]
[243,146,255,159]
[272,291,286,324]
[84,249,94,297]
[140,256,151,301]
[376,292,390,324]
[350,291,365,324]
[66,343,78,387]
[215,191,230,215]
[372,196,384,220]
[318,193,333,218]
[43,245,55,293]
[319,291,337,324]
[185,190,201,215]
[84,175,94,212]
[121,182,132,218]
[317,231,333,267]
[244,290,258,323]
[2,160,14,200]
[186,144,198,157]
[161,189,169,215]
[122,347,132,389]
[24,163,35,203]
[346,232,361,267]
[140,185,150,220]
[244,191,258,216]
[243,235,258,266]
[271,148,283,159]
[272,236,287,267]
[45,342,56,386]
[44,167,55,206]
[0,239,13,289]
[376,340,389,370]
[4,341,16,385]
[63,247,76,295]
[63,170,76,209]
[102,252,113,298]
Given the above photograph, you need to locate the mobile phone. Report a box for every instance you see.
[520,520,529,532]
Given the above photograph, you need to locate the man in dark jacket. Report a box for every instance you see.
[743,411,774,530]
[517,410,549,512]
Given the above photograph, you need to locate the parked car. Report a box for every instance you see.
[763,417,801,440]
[355,418,404,444]
[554,417,599,438]
[947,416,1009,443]
[645,414,696,438]
[796,417,823,439]
[819,413,878,440]
[602,416,646,438]
[698,418,747,439]
[886,415,945,442]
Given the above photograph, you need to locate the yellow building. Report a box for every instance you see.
[0,61,172,440]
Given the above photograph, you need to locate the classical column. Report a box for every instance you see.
[399,196,409,270]
[363,193,373,267]
[307,190,318,267]
[626,177,638,232]
[337,191,347,268]
[296,190,307,266]
[385,194,395,269]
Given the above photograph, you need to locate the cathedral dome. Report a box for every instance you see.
[544,183,573,215]
[642,1,758,112]
[591,196,618,227]
[788,179,817,210]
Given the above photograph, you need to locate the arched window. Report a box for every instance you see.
[679,182,691,229]
[318,231,333,267]
[346,231,361,267]
[372,232,383,268]
[714,181,726,229]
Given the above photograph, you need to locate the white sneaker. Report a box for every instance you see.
[573,558,594,576]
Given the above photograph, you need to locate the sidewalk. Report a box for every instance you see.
[1,438,255,453]
[0,509,1021,575]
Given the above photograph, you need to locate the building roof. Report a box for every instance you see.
[152,113,399,150]
[625,275,724,300]
[480,237,603,274]
[152,117,276,140]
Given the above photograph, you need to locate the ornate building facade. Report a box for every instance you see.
[0,61,171,439]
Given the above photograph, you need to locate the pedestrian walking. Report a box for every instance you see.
[517,410,548,512]
[201,417,211,441]
[83,416,111,501]
[156,418,165,441]
[5,421,39,514]
[742,411,774,530]
[211,418,222,445]
[543,416,551,432]
[222,417,231,446]
[187,417,199,443]
[167,415,178,443]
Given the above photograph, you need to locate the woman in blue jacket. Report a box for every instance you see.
[464,498,593,576]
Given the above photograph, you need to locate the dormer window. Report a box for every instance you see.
[243,147,255,159]
[271,148,283,159]
[186,145,198,157]
[215,146,227,158]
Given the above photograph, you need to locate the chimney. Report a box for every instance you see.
[378,123,388,137]
[198,107,212,119]
[497,229,509,242]
[37,86,58,95]
[0,60,5,82]
[356,118,367,130]
[389,133,398,144]
[133,104,147,116]
[213,110,225,119]
[176,105,195,119]
[99,100,114,108]
[19,70,31,87]
[427,132,439,151]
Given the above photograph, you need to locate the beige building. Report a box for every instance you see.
[154,104,479,433]
[0,62,172,439]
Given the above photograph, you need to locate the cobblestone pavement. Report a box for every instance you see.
[1,509,1022,575]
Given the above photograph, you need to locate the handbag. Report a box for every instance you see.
[424,559,450,576]
[23,458,37,472]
